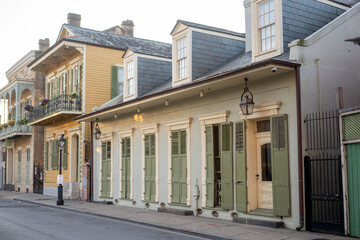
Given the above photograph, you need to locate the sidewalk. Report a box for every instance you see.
[0,190,351,240]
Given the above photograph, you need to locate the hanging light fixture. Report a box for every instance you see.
[240,78,255,115]
[94,118,102,140]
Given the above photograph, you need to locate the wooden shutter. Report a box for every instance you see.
[111,66,118,99]
[271,114,290,216]
[126,137,131,199]
[54,141,59,170]
[144,135,151,201]
[171,130,180,203]
[220,122,233,210]
[150,134,156,202]
[50,141,53,170]
[69,69,73,93]
[205,125,214,207]
[63,137,68,170]
[179,130,187,205]
[26,149,30,186]
[18,151,22,185]
[45,142,49,170]
[235,120,247,212]
[101,142,107,198]
[56,77,60,97]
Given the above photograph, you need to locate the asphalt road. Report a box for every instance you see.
[0,198,208,240]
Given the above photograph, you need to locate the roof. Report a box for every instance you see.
[172,20,245,38]
[330,0,360,7]
[63,24,171,52]
[125,45,172,59]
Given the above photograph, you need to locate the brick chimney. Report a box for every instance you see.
[67,13,81,26]
[121,20,134,37]
[38,38,50,52]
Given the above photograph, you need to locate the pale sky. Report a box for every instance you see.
[0,0,245,88]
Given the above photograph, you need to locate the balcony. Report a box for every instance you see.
[28,94,82,126]
[0,123,32,140]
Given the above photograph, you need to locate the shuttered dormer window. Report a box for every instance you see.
[127,61,134,96]
[259,0,275,52]
[177,37,187,79]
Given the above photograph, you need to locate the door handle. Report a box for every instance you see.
[236,180,244,184]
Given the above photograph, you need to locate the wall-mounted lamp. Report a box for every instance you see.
[165,100,169,106]
[239,78,255,115]
[94,118,101,140]
[137,107,141,113]
[114,114,117,119]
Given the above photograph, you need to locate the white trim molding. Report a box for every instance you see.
[199,111,230,207]
[239,101,281,119]
[141,124,160,202]
[166,118,192,205]
[118,129,134,200]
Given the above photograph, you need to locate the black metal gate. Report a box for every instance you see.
[33,163,43,194]
[304,110,344,235]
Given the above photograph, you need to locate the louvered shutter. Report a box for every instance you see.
[111,66,118,99]
[235,120,247,212]
[271,114,290,216]
[205,125,214,207]
[220,122,233,210]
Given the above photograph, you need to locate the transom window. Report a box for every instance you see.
[127,61,134,96]
[177,37,187,79]
[259,0,275,52]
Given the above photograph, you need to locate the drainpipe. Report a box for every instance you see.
[295,66,304,231]
[89,121,93,202]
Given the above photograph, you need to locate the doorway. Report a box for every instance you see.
[70,134,79,183]
[256,128,272,210]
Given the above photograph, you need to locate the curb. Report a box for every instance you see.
[13,198,234,240]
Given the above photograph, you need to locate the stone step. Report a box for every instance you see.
[158,207,194,216]
[233,217,284,228]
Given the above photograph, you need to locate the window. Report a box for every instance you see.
[259,0,275,52]
[177,37,187,79]
[74,66,79,95]
[127,61,134,96]
[111,66,124,99]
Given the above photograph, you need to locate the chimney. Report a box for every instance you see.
[121,20,134,37]
[67,13,81,26]
[38,38,50,52]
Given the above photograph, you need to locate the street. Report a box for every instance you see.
[0,198,208,240]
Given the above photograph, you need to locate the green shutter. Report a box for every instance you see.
[171,130,180,203]
[205,125,214,207]
[220,122,233,210]
[69,69,73,93]
[144,135,151,201]
[235,120,247,212]
[63,137,68,170]
[271,114,290,216]
[101,141,111,198]
[126,137,131,199]
[121,138,131,199]
[179,130,187,204]
[150,134,156,202]
[18,150,22,185]
[45,142,49,170]
[26,149,30,186]
[111,66,118,99]
[54,141,59,170]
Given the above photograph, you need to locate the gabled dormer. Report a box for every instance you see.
[245,0,350,62]
[57,13,81,41]
[122,44,172,102]
[170,20,246,87]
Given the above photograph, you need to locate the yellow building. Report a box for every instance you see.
[28,13,168,200]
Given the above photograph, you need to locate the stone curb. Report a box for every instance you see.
[13,198,234,240]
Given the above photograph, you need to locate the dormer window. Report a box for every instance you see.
[259,0,275,52]
[177,37,187,79]
[127,61,134,96]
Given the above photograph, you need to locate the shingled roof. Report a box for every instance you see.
[62,24,171,57]
[125,45,172,59]
[172,20,245,38]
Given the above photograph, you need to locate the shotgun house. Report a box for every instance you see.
[0,39,49,193]
[76,0,360,231]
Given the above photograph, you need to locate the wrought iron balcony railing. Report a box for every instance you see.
[0,123,32,139]
[28,94,81,123]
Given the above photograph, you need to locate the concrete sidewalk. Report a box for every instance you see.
[0,190,351,240]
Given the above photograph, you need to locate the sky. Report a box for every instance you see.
[0,0,246,88]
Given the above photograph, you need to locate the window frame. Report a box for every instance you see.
[126,61,134,96]
[258,0,276,52]
[177,37,187,80]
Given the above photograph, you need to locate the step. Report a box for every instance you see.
[93,201,113,205]
[158,207,194,216]
[233,217,284,228]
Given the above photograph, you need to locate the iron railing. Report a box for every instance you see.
[0,123,31,138]
[28,94,81,123]
[215,179,222,207]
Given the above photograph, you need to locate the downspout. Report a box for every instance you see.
[295,65,304,231]
[89,121,93,202]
